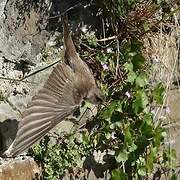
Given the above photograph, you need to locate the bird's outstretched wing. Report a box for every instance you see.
[4,63,82,157]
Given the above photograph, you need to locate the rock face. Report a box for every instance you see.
[168,90,180,122]
[0,0,100,155]
[0,0,50,63]
[0,157,41,180]
[167,90,180,162]
[0,0,51,155]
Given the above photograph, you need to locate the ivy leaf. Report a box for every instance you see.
[132,54,145,71]
[128,52,137,57]
[105,132,111,140]
[143,113,153,125]
[143,21,150,32]
[146,148,154,173]
[152,83,165,104]
[111,111,121,123]
[111,169,127,180]
[87,34,97,47]
[102,101,117,120]
[116,149,128,162]
[115,101,123,113]
[128,143,137,152]
[138,166,146,176]
[140,121,153,139]
[82,132,90,144]
[110,121,122,129]
[125,126,132,144]
[135,74,148,87]
[124,62,133,71]
[132,90,148,115]
[171,173,177,180]
[125,62,137,84]
[154,126,164,147]
[128,71,137,84]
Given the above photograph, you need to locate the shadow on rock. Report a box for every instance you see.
[0,119,19,155]
[83,153,117,179]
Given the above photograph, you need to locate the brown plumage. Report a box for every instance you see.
[4,17,103,157]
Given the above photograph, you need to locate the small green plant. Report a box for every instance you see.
[29,132,92,179]
[90,38,172,179]
[29,0,178,179]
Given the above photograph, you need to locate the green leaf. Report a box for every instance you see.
[127,71,137,84]
[138,166,146,176]
[132,90,148,114]
[111,169,127,180]
[125,126,132,144]
[143,113,153,125]
[111,111,121,123]
[124,62,133,71]
[154,126,164,147]
[87,34,97,47]
[152,83,165,104]
[128,52,137,57]
[132,54,145,71]
[82,132,90,144]
[110,121,122,129]
[105,132,111,139]
[140,121,153,138]
[115,101,123,113]
[171,173,177,180]
[102,101,116,120]
[143,21,150,32]
[116,149,128,162]
[146,148,154,173]
[124,62,137,84]
[169,149,176,165]
[103,100,124,121]
[128,143,137,152]
[135,74,148,87]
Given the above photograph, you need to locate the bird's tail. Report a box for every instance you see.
[61,15,78,68]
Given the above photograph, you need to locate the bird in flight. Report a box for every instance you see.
[4,17,103,157]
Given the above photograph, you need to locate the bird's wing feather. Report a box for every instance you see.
[5,63,82,157]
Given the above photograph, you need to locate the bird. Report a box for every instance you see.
[3,16,103,157]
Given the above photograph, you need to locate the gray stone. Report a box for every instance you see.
[0,157,41,180]
[0,0,50,63]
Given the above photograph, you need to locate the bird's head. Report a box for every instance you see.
[86,86,104,105]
